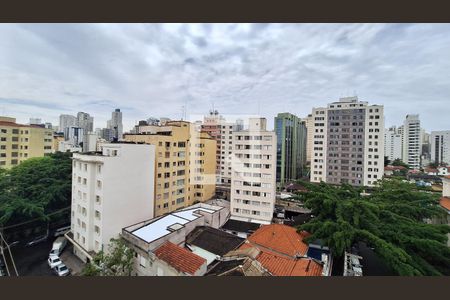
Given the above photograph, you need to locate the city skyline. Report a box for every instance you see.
[1,23,450,132]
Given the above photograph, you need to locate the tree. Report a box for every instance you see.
[82,238,135,276]
[296,179,450,276]
[392,158,409,169]
[0,152,72,226]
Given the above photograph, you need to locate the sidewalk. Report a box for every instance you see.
[60,245,85,276]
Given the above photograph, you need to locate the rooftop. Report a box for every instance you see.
[246,224,310,257]
[440,197,450,211]
[126,204,223,244]
[154,241,206,275]
[221,219,261,234]
[186,226,244,256]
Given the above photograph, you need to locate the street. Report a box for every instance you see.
[9,239,55,276]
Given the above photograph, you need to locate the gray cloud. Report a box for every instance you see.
[0,24,449,131]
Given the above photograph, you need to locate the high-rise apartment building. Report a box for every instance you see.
[384,126,403,163]
[230,118,276,224]
[69,143,155,262]
[310,97,384,187]
[64,126,84,148]
[201,110,242,185]
[77,112,94,134]
[274,112,307,187]
[124,121,216,217]
[301,114,314,164]
[0,116,53,168]
[59,114,77,134]
[402,114,422,170]
[107,108,123,141]
[431,131,450,166]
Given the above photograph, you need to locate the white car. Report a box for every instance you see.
[53,263,70,276]
[48,255,63,269]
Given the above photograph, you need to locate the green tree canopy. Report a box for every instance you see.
[0,152,72,226]
[296,179,450,276]
[391,158,410,169]
[82,238,135,276]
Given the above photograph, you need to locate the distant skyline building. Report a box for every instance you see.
[301,114,314,165]
[59,114,77,134]
[384,126,403,163]
[77,112,94,134]
[65,126,84,148]
[274,112,307,187]
[431,130,450,166]
[107,108,123,141]
[402,114,422,170]
[310,96,384,187]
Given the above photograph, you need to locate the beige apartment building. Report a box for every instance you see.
[230,118,277,224]
[124,120,216,217]
[0,116,53,168]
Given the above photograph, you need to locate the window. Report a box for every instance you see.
[96,195,101,204]
[94,226,100,234]
[95,210,101,220]
[97,180,102,189]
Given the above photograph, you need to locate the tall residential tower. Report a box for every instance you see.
[310,97,384,187]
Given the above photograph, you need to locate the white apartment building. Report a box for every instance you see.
[402,114,422,170]
[69,143,155,262]
[310,97,384,187]
[431,130,450,165]
[384,126,403,162]
[230,118,276,224]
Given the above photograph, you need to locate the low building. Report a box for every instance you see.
[384,165,406,177]
[152,241,207,276]
[227,224,332,276]
[221,219,261,238]
[121,202,229,276]
[67,143,155,262]
[185,226,244,265]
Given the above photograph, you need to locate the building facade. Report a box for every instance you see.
[310,97,384,187]
[69,143,155,262]
[0,116,53,168]
[431,130,450,166]
[384,126,403,163]
[124,120,216,217]
[230,118,277,224]
[77,112,94,134]
[275,113,307,187]
[59,114,77,134]
[402,114,422,170]
[107,108,123,141]
[301,114,314,165]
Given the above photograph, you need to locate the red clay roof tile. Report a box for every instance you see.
[154,241,206,275]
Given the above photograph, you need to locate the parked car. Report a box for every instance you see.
[53,263,70,276]
[53,226,71,237]
[26,233,48,247]
[48,255,63,269]
[49,237,67,256]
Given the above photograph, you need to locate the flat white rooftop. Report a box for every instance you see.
[130,205,221,243]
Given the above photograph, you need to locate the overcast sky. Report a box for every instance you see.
[1,23,449,132]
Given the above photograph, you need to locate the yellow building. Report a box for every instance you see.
[124,120,216,216]
[0,116,53,168]
[53,133,65,152]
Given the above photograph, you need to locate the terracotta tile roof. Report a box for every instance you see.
[247,224,309,257]
[239,247,322,276]
[154,241,206,275]
[440,197,450,211]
